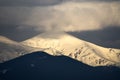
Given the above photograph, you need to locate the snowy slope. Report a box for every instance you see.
[21,32,120,67]
[0,36,35,63]
[0,32,120,67]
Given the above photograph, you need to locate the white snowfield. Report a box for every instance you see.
[21,32,120,67]
[0,32,120,67]
[0,36,37,63]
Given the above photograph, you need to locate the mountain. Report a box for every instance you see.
[0,36,35,63]
[0,51,120,80]
[21,32,120,67]
[0,32,120,67]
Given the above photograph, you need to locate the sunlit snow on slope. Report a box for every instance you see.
[21,32,120,67]
[0,36,37,63]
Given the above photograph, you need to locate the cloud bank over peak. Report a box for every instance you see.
[0,1,120,41]
[21,1,120,32]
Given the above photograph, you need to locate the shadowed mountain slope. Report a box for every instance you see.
[0,51,120,80]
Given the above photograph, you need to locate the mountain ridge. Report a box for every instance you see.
[0,32,120,67]
[21,32,120,67]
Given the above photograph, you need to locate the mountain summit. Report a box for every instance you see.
[0,32,120,67]
[21,32,120,67]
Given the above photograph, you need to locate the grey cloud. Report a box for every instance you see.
[0,7,32,24]
[20,2,120,32]
[0,25,41,41]
[1,2,120,30]
[0,0,63,6]
[0,1,120,42]
[0,0,119,6]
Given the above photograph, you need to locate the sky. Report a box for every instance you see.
[0,0,120,48]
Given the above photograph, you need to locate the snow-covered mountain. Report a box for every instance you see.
[21,31,120,67]
[0,36,35,63]
[0,31,120,67]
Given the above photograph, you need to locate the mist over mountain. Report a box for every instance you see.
[0,1,120,44]
[0,0,120,79]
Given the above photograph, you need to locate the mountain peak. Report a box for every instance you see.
[21,32,120,67]
[0,32,120,67]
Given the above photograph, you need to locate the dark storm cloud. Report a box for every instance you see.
[0,0,120,6]
[0,24,42,41]
[0,0,63,6]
